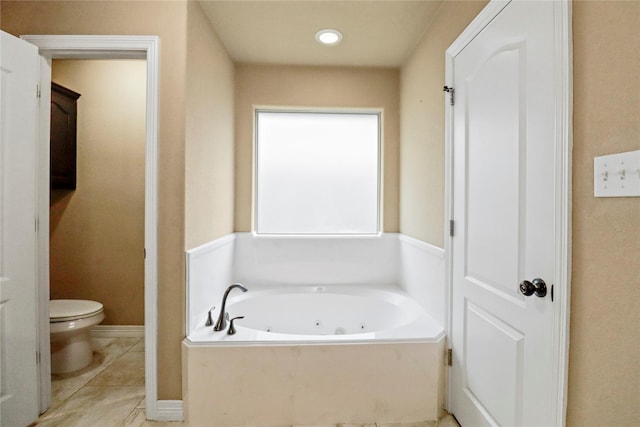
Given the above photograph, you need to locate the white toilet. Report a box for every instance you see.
[50,299,104,374]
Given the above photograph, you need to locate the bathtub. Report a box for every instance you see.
[183,284,446,426]
[187,285,444,343]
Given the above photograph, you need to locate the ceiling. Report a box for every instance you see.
[198,1,444,67]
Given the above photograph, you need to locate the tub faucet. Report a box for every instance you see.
[213,283,248,331]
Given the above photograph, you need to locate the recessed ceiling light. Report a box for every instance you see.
[315,29,343,46]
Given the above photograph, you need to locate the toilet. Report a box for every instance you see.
[50,299,104,374]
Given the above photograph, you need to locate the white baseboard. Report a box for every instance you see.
[155,400,184,421]
[91,325,145,338]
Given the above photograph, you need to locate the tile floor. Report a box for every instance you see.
[36,336,150,427]
[36,336,461,427]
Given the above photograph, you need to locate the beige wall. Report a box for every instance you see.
[50,59,145,325]
[234,64,400,232]
[1,0,187,399]
[401,1,639,425]
[569,1,640,425]
[185,1,235,249]
[400,1,487,247]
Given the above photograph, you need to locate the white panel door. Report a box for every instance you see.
[450,2,559,426]
[0,30,40,427]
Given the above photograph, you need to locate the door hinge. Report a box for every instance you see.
[144,248,146,259]
[37,84,41,99]
[36,350,41,365]
[35,217,39,232]
[449,220,455,237]
[447,348,453,366]
[443,85,455,106]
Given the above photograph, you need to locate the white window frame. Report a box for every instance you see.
[252,107,383,237]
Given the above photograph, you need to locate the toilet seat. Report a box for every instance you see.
[50,299,104,322]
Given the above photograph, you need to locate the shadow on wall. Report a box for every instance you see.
[50,190,73,233]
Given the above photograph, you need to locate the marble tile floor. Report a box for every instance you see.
[36,336,149,427]
[36,336,460,427]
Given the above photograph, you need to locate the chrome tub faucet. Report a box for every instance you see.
[213,283,248,331]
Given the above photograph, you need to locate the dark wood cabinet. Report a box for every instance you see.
[50,82,81,189]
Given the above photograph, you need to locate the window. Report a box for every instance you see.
[255,110,381,235]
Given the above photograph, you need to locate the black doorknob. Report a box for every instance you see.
[519,278,547,298]
[532,278,547,297]
[520,280,534,296]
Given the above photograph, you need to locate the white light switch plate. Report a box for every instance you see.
[594,150,640,197]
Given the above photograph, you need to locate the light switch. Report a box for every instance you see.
[594,150,640,197]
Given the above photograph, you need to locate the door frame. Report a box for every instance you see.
[442,1,573,425]
[20,35,168,421]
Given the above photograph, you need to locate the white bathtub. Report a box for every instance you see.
[183,285,446,426]
[187,285,444,344]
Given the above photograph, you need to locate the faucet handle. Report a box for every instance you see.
[205,307,215,327]
[228,316,245,335]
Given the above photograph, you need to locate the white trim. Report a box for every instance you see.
[443,32,454,387]
[21,35,162,421]
[443,1,572,424]
[36,55,52,415]
[156,400,184,422]
[446,1,510,56]
[21,35,154,59]
[551,1,573,424]
[91,325,145,338]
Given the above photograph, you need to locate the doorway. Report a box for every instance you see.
[21,35,163,421]
[49,59,146,330]
[46,58,146,418]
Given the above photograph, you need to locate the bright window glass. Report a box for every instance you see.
[255,111,380,235]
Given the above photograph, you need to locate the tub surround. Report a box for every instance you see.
[398,234,445,329]
[186,232,446,335]
[184,232,447,425]
[233,232,400,288]
[185,233,235,336]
